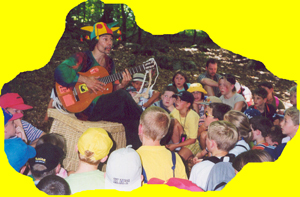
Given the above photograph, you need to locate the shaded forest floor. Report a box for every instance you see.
[8,30,296,133]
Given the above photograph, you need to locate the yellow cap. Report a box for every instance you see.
[187,83,207,94]
[77,128,113,161]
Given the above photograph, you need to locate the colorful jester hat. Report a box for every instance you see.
[81,21,120,40]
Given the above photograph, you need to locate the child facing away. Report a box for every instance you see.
[249,87,276,123]
[189,120,238,190]
[105,145,143,191]
[0,93,46,147]
[36,175,71,195]
[187,83,207,126]
[264,107,299,160]
[64,128,113,194]
[126,73,160,110]
[232,149,274,173]
[152,85,178,114]
[165,91,201,161]
[258,81,285,114]
[224,110,252,157]
[168,70,191,92]
[218,73,247,111]
[289,85,297,108]
[249,116,273,150]
[28,143,64,185]
[265,125,286,147]
[137,106,187,182]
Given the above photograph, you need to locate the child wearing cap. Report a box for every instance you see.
[189,121,238,190]
[187,83,207,125]
[218,74,247,111]
[3,108,24,140]
[0,93,45,146]
[105,145,142,191]
[28,143,64,185]
[65,128,113,194]
[137,107,187,182]
[126,73,160,110]
[166,91,201,161]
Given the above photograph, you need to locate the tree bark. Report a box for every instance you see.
[121,4,127,41]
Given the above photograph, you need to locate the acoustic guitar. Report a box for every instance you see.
[55,58,157,113]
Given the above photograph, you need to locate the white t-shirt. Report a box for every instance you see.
[189,160,216,190]
[229,139,250,157]
[220,93,247,110]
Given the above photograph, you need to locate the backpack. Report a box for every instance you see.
[274,96,279,109]
[147,178,204,192]
[142,151,176,184]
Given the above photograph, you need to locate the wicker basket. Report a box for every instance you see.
[47,108,126,172]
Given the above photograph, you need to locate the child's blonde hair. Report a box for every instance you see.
[285,107,299,126]
[207,120,239,152]
[232,149,274,172]
[140,106,171,141]
[224,110,253,143]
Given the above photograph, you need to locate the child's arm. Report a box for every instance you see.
[192,149,208,164]
[233,101,246,111]
[142,90,160,108]
[166,138,196,151]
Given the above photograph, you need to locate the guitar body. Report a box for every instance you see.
[55,66,113,113]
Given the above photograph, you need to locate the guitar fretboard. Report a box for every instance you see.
[98,64,149,84]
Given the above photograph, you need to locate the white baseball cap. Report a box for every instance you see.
[105,145,142,191]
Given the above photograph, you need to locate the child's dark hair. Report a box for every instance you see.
[208,103,232,120]
[163,85,178,95]
[253,87,268,99]
[267,125,286,145]
[172,70,189,91]
[36,133,66,153]
[36,175,71,195]
[206,58,218,68]
[232,149,274,172]
[89,37,98,51]
[249,116,273,137]
[258,81,274,89]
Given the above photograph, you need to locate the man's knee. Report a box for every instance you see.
[203,85,215,96]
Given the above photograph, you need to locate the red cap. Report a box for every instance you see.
[0,93,33,110]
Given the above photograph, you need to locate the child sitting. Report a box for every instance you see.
[189,120,238,190]
[249,116,273,150]
[105,145,142,191]
[137,107,187,182]
[264,107,299,160]
[65,128,113,194]
[3,108,24,140]
[232,149,274,173]
[249,87,276,123]
[187,83,207,126]
[153,85,178,113]
[36,175,71,195]
[258,82,285,114]
[126,73,160,110]
[169,70,191,92]
[265,125,286,147]
[289,85,297,108]
[166,91,201,161]
[224,110,252,157]
[36,133,68,178]
[28,143,64,185]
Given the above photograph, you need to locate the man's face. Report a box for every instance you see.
[161,91,175,107]
[95,34,113,55]
[5,120,16,139]
[206,63,218,77]
[131,81,143,91]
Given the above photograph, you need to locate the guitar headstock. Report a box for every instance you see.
[143,58,157,71]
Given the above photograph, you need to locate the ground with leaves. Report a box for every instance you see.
[8,30,296,133]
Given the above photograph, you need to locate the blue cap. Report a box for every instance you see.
[244,108,262,120]
[2,108,12,125]
[4,138,36,172]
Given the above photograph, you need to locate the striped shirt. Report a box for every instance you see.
[21,120,43,144]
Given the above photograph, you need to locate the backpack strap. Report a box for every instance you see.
[274,96,279,109]
[202,156,222,164]
[214,182,227,191]
[142,167,148,184]
[171,151,176,177]
[235,144,248,151]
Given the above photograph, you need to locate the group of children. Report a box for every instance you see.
[1,60,299,193]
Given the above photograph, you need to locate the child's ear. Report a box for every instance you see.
[263,97,268,103]
[138,124,143,136]
[100,155,108,163]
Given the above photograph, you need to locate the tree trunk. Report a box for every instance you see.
[138,27,142,44]
[193,30,197,44]
[121,4,127,41]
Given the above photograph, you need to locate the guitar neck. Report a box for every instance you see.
[98,65,145,84]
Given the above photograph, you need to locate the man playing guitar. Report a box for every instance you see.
[54,22,143,149]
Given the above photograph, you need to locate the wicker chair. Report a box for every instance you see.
[47,108,126,172]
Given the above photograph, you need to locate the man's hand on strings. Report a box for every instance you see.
[78,75,106,94]
[120,69,132,88]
